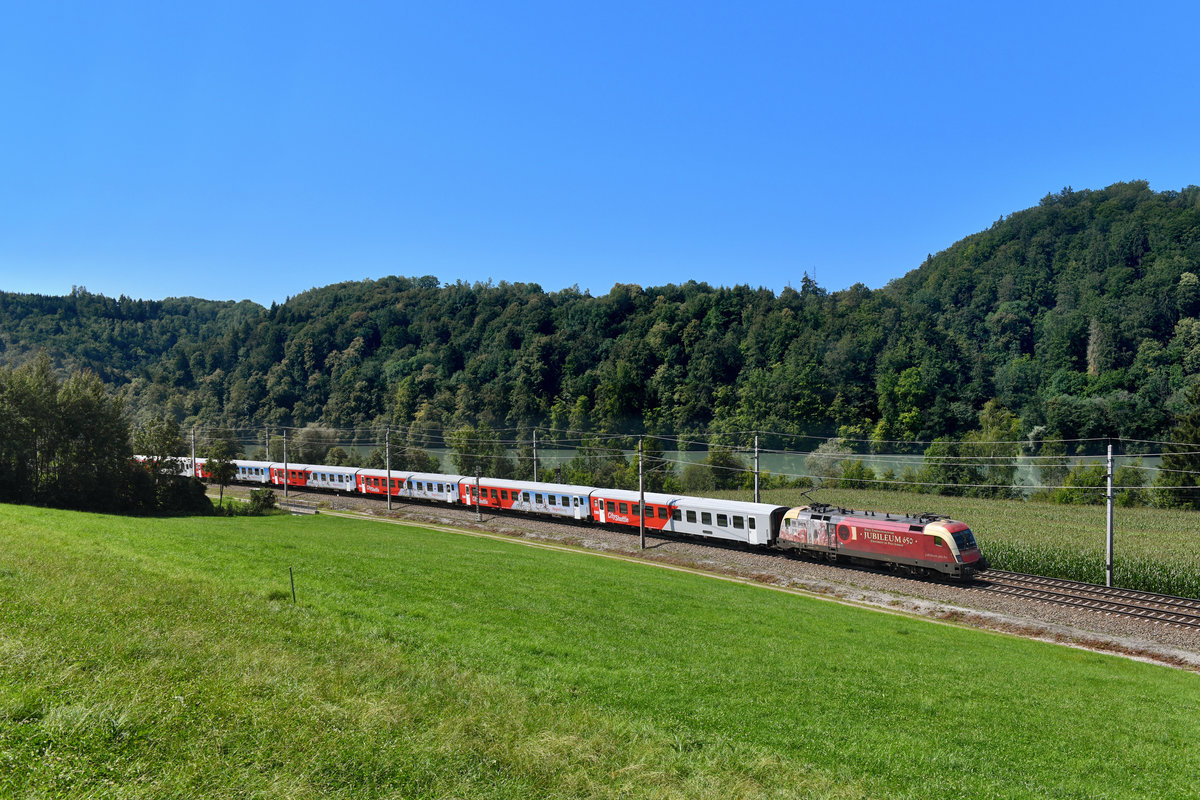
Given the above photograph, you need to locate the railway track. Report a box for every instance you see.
[972,570,1200,630]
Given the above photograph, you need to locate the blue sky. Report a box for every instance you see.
[1,1,1197,306]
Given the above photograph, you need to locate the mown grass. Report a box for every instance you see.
[2,505,1199,798]
[735,486,1200,597]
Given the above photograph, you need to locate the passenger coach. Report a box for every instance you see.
[589,489,785,546]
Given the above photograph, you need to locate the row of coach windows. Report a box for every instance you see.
[635,506,750,530]
[601,501,677,521]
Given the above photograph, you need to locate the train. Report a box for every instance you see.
[164,455,986,580]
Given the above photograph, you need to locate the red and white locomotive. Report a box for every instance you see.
[779,503,982,579]
[163,456,986,580]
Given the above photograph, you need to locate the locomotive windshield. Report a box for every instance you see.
[952,529,977,550]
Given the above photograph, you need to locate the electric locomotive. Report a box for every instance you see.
[778,503,983,579]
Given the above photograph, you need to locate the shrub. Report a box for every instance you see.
[249,489,277,514]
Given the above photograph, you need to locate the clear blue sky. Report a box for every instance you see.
[1,1,1197,306]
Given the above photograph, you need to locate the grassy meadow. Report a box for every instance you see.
[2,505,1200,799]
[731,486,1200,597]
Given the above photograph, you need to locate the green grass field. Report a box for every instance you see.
[723,486,1200,597]
[2,505,1199,799]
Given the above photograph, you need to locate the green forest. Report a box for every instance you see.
[3,181,1200,500]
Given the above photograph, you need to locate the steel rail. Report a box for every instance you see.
[972,570,1200,630]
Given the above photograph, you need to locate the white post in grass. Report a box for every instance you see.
[1106,443,1114,587]
[639,438,645,550]
[386,427,392,512]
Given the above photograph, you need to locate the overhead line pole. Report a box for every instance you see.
[639,438,645,551]
[754,433,760,503]
[386,427,392,512]
[533,430,538,483]
[283,429,289,500]
[1106,442,1114,588]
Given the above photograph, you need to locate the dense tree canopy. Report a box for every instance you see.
[0,356,209,513]
[3,182,1200,461]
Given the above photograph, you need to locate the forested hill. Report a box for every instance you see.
[2,180,1199,448]
[0,290,262,385]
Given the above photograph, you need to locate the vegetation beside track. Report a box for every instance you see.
[2,505,1199,799]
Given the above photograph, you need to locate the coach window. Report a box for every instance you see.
[686,510,697,523]
[619,502,628,514]
[632,504,640,516]
[606,501,616,514]
[548,495,556,505]
[732,516,744,529]
[500,490,508,501]
[749,518,756,530]
[658,507,669,520]
[717,514,728,527]
[523,492,531,502]
[672,508,681,521]
[701,512,712,525]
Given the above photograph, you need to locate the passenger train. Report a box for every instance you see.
[166,455,986,580]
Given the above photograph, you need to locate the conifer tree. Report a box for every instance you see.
[1155,384,1200,509]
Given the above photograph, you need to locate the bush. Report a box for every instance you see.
[249,489,277,514]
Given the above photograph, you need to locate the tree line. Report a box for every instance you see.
[0,355,210,514]
[3,181,1200,498]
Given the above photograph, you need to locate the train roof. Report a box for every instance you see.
[788,504,961,527]
[469,476,598,495]
[593,487,787,514]
[353,469,470,483]
[269,462,351,472]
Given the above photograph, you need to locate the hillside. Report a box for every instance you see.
[2,181,1199,447]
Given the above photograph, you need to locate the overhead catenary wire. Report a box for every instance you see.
[173,424,1200,494]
